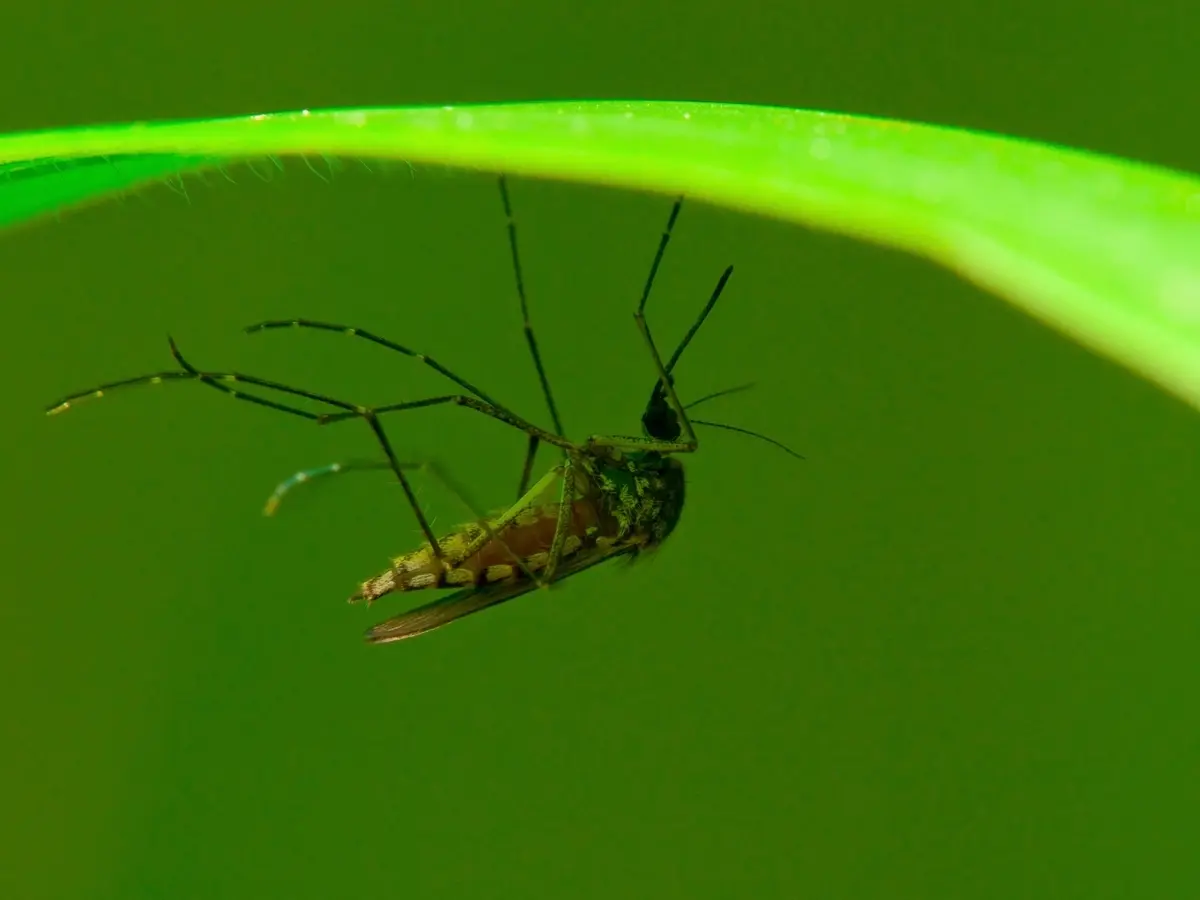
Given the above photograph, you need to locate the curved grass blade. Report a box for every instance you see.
[3,101,1200,410]
[0,153,214,229]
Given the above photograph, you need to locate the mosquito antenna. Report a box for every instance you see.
[683,382,755,411]
[691,418,805,460]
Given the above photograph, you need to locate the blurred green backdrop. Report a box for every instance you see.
[3,2,1199,898]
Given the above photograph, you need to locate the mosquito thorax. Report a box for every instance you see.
[580,447,686,551]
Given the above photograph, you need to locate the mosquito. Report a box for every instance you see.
[46,177,802,643]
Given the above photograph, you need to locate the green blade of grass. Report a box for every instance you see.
[0,153,215,226]
[2,101,1199,409]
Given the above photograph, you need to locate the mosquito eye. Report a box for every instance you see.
[642,405,680,441]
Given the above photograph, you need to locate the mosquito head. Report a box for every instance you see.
[641,379,681,441]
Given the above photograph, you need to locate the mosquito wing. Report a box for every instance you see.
[364,579,540,644]
[363,543,638,644]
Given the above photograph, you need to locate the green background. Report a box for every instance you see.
[4,3,1200,898]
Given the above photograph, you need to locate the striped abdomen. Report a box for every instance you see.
[352,498,622,604]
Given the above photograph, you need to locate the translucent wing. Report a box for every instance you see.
[364,579,540,644]
[363,543,638,644]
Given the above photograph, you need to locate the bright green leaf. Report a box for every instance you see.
[2,101,1199,409]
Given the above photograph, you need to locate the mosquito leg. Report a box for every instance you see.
[246,314,564,499]
[659,266,732,378]
[498,175,568,499]
[633,196,683,379]
[583,434,697,455]
[244,318,557,437]
[167,346,572,561]
[48,370,204,415]
[516,432,539,500]
[540,455,577,584]
[262,459,401,516]
[48,336,447,557]
[318,394,576,452]
[178,343,446,557]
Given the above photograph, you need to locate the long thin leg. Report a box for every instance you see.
[318,394,574,451]
[48,370,203,415]
[499,176,564,439]
[499,177,569,505]
[515,432,540,505]
[262,459,396,516]
[47,338,357,421]
[175,338,445,554]
[49,359,561,585]
[241,317,571,457]
[48,353,571,454]
[48,337,438,555]
[245,312,561,503]
[633,196,683,380]
[243,319,515,419]
[540,455,577,583]
[660,264,733,379]
[583,433,695,455]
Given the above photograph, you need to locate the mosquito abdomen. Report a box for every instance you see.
[351,498,617,604]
